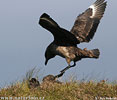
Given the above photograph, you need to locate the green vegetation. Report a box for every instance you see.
[0,80,117,100]
[0,68,117,100]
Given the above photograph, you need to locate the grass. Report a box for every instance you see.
[0,69,117,100]
[0,80,117,100]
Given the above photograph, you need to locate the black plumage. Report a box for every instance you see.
[39,0,107,74]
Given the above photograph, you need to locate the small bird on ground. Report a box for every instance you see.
[39,0,107,74]
[42,74,62,84]
[28,78,40,89]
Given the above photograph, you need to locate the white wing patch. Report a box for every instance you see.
[89,0,107,19]
[89,4,96,18]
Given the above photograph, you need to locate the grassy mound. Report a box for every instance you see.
[0,79,117,100]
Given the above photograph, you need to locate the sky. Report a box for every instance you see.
[0,0,117,87]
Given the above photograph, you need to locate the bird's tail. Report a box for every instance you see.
[90,49,100,58]
[78,48,100,59]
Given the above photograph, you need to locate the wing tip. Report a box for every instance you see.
[89,0,107,19]
[40,13,50,19]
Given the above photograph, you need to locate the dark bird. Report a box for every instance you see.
[39,0,107,74]
[28,78,40,88]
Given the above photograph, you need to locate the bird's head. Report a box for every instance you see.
[45,46,55,65]
[39,13,59,32]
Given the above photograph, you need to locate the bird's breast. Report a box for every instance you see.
[56,46,76,59]
[56,46,69,58]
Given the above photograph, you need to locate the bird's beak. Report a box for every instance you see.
[45,59,48,65]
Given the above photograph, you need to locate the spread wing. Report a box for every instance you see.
[39,13,80,46]
[70,0,107,43]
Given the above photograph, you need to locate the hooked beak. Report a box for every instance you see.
[45,59,48,65]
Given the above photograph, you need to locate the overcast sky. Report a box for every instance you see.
[0,0,117,87]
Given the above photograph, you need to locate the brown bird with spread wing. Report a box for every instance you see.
[39,0,107,74]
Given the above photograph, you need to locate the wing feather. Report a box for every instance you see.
[70,0,107,43]
[39,13,80,46]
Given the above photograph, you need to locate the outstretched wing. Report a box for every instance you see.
[70,0,107,43]
[39,13,80,46]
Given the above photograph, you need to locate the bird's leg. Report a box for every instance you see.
[55,62,76,78]
[54,71,65,79]
[60,62,76,73]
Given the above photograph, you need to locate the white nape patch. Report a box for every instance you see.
[89,4,96,18]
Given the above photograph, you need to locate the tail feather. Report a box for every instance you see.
[91,49,100,58]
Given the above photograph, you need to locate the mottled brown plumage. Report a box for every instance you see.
[70,0,107,42]
[28,78,40,89]
[39,0,107,74]
[42,75,62,84]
